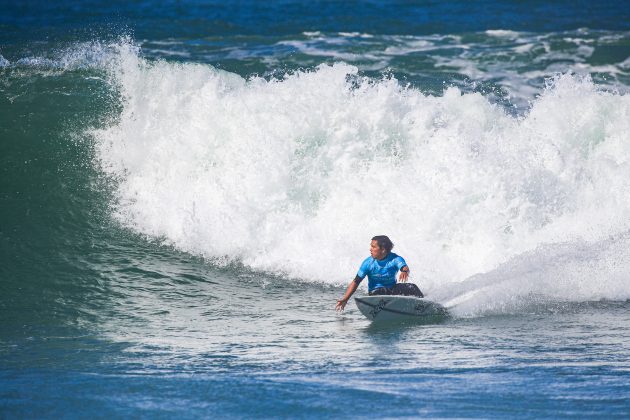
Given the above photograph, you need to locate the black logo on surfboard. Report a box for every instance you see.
[369,299,388,319]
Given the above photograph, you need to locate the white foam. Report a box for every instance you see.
[383,40,435,56]
[142,48,191,58]
[338,32,374,39]
[276,39,381,62]
[92,43,630,315]
[485,29,521,38]
[512,43,535,54]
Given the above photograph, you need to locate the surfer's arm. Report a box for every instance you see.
[336,276,362,311]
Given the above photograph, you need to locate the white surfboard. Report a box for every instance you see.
[354,295,448,322]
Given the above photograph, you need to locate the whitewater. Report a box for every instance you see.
[90,43,630,317]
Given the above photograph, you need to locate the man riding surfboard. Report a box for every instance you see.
[335,235,424,311]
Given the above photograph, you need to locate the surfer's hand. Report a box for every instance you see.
[398,270,409,282]
[336,298,348,312]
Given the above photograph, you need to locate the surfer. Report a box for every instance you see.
[335,235,424,311]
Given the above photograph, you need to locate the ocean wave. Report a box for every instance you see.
[90,42,630,311]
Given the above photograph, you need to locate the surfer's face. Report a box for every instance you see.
[370,240,387,260]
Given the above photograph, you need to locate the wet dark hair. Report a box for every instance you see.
[371,235,394,252]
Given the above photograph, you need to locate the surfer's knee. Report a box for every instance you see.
[391,283,423,297]
[369,287,391,296]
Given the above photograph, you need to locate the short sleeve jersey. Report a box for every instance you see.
[356,252,407,291]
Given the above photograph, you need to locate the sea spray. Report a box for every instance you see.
[91,43,630,314]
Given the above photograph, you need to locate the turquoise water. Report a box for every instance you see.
[2,1,630,417]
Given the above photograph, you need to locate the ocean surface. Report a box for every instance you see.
[2,1,630,417]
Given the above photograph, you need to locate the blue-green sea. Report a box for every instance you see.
[2,1,630,418]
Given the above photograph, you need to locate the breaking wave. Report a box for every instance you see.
[87,41,630,315]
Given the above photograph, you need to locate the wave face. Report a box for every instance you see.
[92,43,630,312]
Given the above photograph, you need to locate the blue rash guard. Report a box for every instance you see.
[356,252,408,292]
